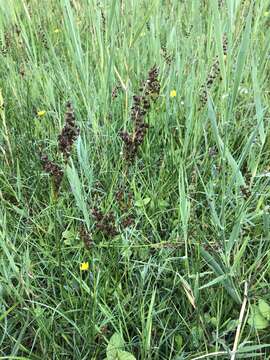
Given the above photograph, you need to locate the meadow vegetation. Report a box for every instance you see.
[1,0,270,359]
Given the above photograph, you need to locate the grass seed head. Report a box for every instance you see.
[58,101,80,161]
[40,154,63,193]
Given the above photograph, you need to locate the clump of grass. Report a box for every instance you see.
[1,1,270,359]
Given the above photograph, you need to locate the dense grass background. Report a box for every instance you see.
[1,0,270,358]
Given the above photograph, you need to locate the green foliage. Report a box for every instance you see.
[258,299,270,321]
[106,333,136,360]
[1,0,270,358]
[248,299,270,330]
[248,306,269,330]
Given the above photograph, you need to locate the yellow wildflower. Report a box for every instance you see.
[80,262,89,271]
[264,11,269,17]
[170,90,177,98]
[54,29,60,33]
[37,110,46,117]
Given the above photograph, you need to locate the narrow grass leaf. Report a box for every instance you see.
[229,3,252,112]
[251,56,265,144]
[200,246,241,304]
[66,161,90,229]
[208,97,245,186]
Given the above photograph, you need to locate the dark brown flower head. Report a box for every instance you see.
[92,207,104,222]
[134,123,149,146]
[58,101,80,161]
[222,35,228,55]
[112,85,121,100]
[119,65,160,161]
[115,189,124,203]
[119,131,133,145]
[19,65,25,78]
[40,154,63,192]
[4,31,11,49]
[14,24,21,36]
[0,31,11,56]
[240,185,251,200]
[121,214,134,228]
[79,225,93,249]
[161,45,173,65]
[218,0,225,9]
[38,25,49,49]
[100,8,106,34]
[145,65,160,98]
[199,35,228,108]
[92,207,119,238]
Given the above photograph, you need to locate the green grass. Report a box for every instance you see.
[1,0,270,358]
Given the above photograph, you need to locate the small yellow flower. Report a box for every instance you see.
[80,262,89,271]
[223,54,227,61]
[54,28,60,33]
[170,90,177,98]
[264,11,269,17]
[37,110,46,117]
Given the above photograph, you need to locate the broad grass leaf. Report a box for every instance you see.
[66,161,90,229]
[106,333,124,359]
[62,229,76,245]
[258,299,270,320]
[135,197,151,207]
[158,200,169,209]
[117,350,136,360]
[200,246,241,304]
[248,306,269,330]
[174,334,183,350]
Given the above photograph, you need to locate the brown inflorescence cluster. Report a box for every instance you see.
[183,25,193,38]
[161,45,173,65]
[115,187,133,209]
[121,214,134,229]
[0,31,11,56]
[19,64,25,78]
[79,225,93,249]
[38,25,49,49]
[40,154,64,193]
[120,123,149,162]
[144,65,161,100]
[199,36,228,107]
[58,101,80,161]
[218,0,225,8]
[92,207,119,238]
[120,65,160,161]
[0,25,22,55]
[240,185,251,200]
[112,85,121,100]
[115,187,134,228]
[100,8,106,34]
[40,101,79,194]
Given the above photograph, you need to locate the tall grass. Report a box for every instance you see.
[1,0,270,358]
